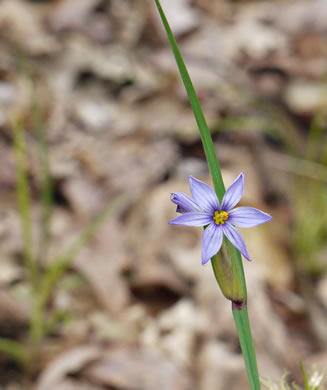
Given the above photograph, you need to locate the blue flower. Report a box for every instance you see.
[169,173,272,264]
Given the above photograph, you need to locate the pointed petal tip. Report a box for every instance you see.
[202,256,210,265]
[239,250,251,262]
[222,223,251,261]
[188,176,201,188]
[170,192,201,213]
[239,247,251,262]
[237,172,245,180]
[201,253,211,265]
[188,175,196,183]
[260,212,272,224]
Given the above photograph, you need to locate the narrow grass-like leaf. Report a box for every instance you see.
[13,118,38,289]
[154,0,225,201]
[36,194,127,338]
[233,306,261,390]
[322,140,327,166]
[306,113,326,163]
[0,338,28,367]
[33,95,53,264]
[300,361,310,390]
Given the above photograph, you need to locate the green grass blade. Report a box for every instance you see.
[33,97,53,264]
[36,195,127,339]
[0,338,28,367]
[233,305,261,390]
[154,2,261,389]
[13,118,38,289]
[322,140,327,166]
[154,0,225,201]
[299,361,309,390]
[306,113,325,163]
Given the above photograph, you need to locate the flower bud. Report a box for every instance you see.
[210,238,247,303]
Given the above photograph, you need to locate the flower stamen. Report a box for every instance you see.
[213,210,229,225]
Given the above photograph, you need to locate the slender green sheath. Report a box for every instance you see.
[154,0,225,201]
[233,306,261,390]
[154,1,261,389]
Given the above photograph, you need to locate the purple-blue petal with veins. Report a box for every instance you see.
[228,207,272,228]
[222,223,251,261]
[202,223,223,264]
[169,212,212,227]
[170,192,201,214]
[188,176,219,214]
[221,172,244,212]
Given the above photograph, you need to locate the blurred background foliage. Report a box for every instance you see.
[0,0,326,389]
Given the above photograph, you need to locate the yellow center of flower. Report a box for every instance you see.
[213,210,229,225]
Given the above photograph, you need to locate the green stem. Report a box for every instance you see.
[35,195,126,341]
[233,305,261,390]
[13,117,45,346]
[154,0,225,201]
[34,95,53,265]
[13,119,38,290]
[154,1,261,388]
[30,295,44,345]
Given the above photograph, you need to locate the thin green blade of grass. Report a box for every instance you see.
[300,361,310,390]
[0,338,28,367]
[233,306,261,390]
[33,95,53,264]
[306,112,327,163]
[36,194,127,335]
[13,118,38,290]
[154,0,225,201]
[293,112,327,274]
[319,115,327,165]
[322,141,327,166]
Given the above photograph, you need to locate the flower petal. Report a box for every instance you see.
[221,172,244,212]
[189,176,219,213]
[228,207,272,228]
[169,212,212,226]
[222,223,251,261]
[202,223,223,264]
[170,192,201,213]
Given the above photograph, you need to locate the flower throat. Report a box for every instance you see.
[213,210,229,225]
